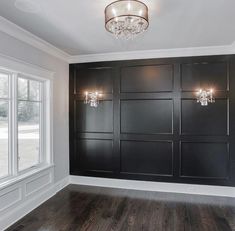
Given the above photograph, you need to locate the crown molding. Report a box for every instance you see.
[0,16,70,62]
[0,15,235,64]
[69,44,235,64]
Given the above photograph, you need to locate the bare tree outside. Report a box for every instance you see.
[18,78,41,171]
[0,76,41,178]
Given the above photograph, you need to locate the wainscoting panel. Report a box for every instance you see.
[74,67,113,94]
[77,139,114,173]
[75,100,113,133]
[120,140,173,176]
[181,99,228,135]
[181,62,228,91]
[121,64,173,93]
[70,55,235,186]
[25,172,52,197]
[0,187,21,212]
[0,166,54,224]
[180,142,229,179]
[121,99,173,134]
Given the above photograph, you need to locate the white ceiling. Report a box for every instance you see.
[0,0,235,56]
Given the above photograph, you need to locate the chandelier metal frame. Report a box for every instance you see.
[105,0,149,39]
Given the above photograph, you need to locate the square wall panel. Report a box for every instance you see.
[75,68,113,94]
[181,99,228,135]
[75,100,113,133]
[121,100,173,134]
[121,140,173,176]
[181,62,228,91]
[180,142,229,179]
[78,139,113,172]
[121,65,173,93]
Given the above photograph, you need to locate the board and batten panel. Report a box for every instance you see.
[181,99,228,135]
[181,62,228,91]
[77,139,114,172]
[121,65,173,93]
[121,99,173,134]
[75,100,113,133]
[180,142,229,179]
[121,140,173,176]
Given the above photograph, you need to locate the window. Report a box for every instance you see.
[0,72,9,178]
[18,77,42,171]
[0,68,51,181]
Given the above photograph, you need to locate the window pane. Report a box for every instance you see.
[18,78,41,101]
[29,80,40,101]
[18,78,28,100]
[0,73,8,98]
[0,101,8,178]
[18,101,40,171]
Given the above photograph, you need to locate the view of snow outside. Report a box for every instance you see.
[0,76,40,178]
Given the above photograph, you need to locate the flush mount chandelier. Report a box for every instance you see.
[105,0,149,40]
[196,89,215,106]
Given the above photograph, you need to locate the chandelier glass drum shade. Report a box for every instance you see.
[105,0,149,39]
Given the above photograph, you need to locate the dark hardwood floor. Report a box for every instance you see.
[7,185,235,231]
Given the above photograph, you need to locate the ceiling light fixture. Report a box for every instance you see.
[105,0,149,40]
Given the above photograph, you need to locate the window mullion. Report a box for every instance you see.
[8,73,13,177]
[11,73,18,176]
[39,82,44,164]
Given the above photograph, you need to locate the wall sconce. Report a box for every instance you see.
[84,91,102,107]
[196,89,215,106]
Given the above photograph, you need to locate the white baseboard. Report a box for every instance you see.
[0,176,69,231]
[69,175,235,198]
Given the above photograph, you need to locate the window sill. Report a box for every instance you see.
[0,164,54,191]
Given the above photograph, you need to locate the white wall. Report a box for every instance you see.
[0,30,69,183]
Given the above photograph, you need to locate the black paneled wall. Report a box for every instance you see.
[69,55,235,186]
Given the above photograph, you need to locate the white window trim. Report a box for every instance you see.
[0,53,54,188]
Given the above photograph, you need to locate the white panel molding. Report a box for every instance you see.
[0,173,69,231]
[0,187,22,212]
[68,44,235,63]
[25,172,52,197]
[69,175,235,198]
[0,16,70,62]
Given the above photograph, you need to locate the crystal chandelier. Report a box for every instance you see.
[105,0,149,40]
[196,89,215,106]
[84,91,102,108]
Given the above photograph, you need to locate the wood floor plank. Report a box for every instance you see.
[174,203,192,231]
[222,206,235,230]
[6,185,235,231]
[209,205,232,231]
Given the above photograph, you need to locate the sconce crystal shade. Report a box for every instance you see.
[196,89,215,106]
[105,0,149,40]
[84,91,102,107]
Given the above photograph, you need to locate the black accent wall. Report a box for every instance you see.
[69,55,235,186]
